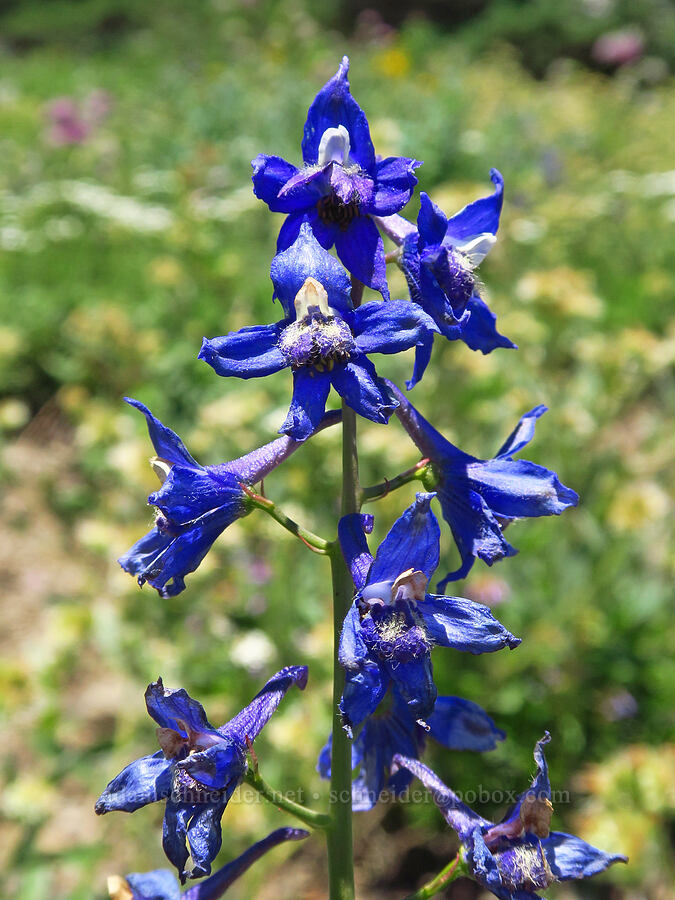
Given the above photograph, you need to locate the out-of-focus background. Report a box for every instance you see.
[0,0,673,897]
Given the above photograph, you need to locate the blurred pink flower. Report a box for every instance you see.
[592,28,645,67]
[45,90,113,146]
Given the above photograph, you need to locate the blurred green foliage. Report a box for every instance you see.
[0,2,673,899]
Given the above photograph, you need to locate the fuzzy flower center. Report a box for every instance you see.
[279,277,354,371]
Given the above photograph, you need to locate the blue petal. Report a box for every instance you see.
[417,594,521,652]
[382,653,437,725]
[417,193,448,247]
[444,169,505,243]
[340,659,389,731]
[366,156,421,216]
[126,506,246,598]
[176,738,246,791]
[145,678,216,735]
[329,354,397,425]
[531,731,552,799]
[124,398,198,468]
[183,800,228,879]
[190,828,310,898]
[95,751,172,814]
[334,216,389,299]
[386,379,452,462]
[279,368,331,442]
[369,492,440,584]
[329,163,374,206]
[338,513,374,591]
[542,831,627,881]
[270,221,352,317]
[470,828,504,892]
[406,330,434,390]
[435,484,517,590]
[198,324,287,380]
[149,465,244,528]
[162,801,190,880]
[352,299,438,356]
[119,527,172,581]
[221,665,308,744]
[496,405,548,458]
[251,154,308,213]
[427,696,506,751]
[458,296,517,354]
[391,755,488,839]
[125,869,180,900]
[301,56,375,172]
[466,458,579,519]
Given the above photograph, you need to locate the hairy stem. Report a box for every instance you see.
[325,402,360,900]
[361,458,431,502]
[243,770,331,830]
[402,853,468,900]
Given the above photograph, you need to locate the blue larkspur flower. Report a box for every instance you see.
[118,398,339,597]
[337,493,520,730]
[95,667,308,882]
[394,734,627,898]
[108,827,309,899]
[199,223,438,442]
[318,686,505,812]
[374,172,515,385]
[251,56,420,298]
[388,381,579,589]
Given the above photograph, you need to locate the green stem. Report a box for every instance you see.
[325,402,359,900]
[244,488,330,554]
[402,853,468,900]
[361,458,431,502]
[243,769,331,830]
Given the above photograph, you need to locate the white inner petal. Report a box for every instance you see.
[317,125,351,166]
[451,232,497,266]
[293,276,332,319]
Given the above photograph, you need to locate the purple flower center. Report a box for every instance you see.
[316,193,361,228]
[279,277,355,371]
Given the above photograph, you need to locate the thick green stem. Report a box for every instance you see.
[361,459,431,503]
[402,853,468,900]
[325,402,360,900]
[243,769,331,830]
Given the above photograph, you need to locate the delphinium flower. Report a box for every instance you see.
[118,397,339,597]
[337,493,520,730]
[199,223,438,441]
[387,381,579,589]
[95,667,308,881]
[394,734,627,898]
[374,171,515,384]
[318,686,505,811]
[252,56,420,297]
[107,827,309,899]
